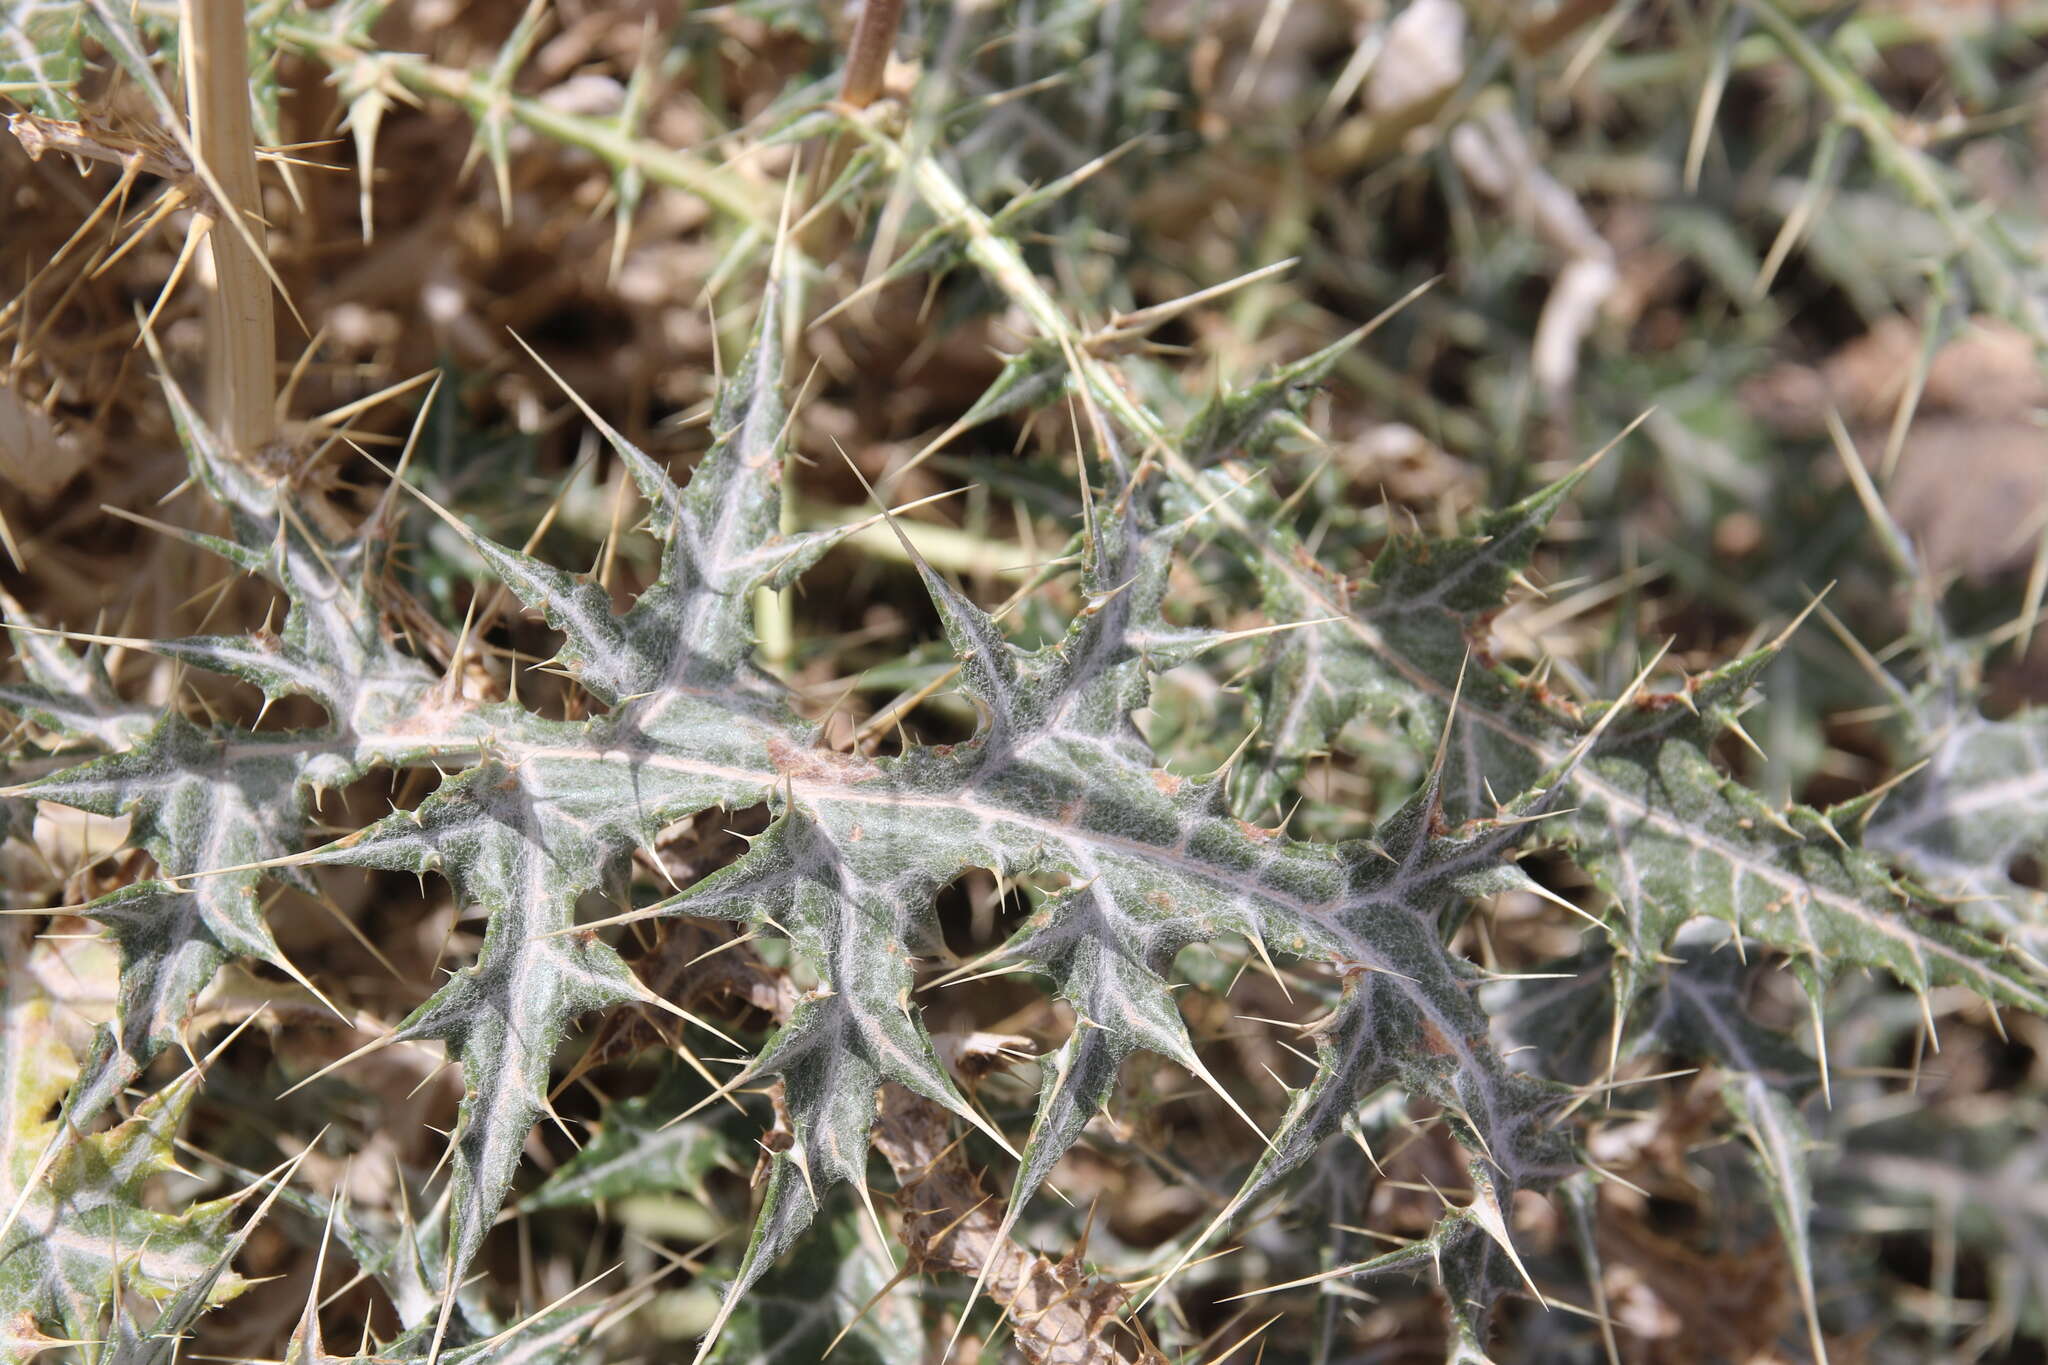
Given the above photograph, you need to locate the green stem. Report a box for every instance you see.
[274,28,777,232]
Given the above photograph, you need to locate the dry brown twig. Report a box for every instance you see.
[4,0,287,480]
[183,0,278,464]
[6,110,191,180]
[840,0,908,110]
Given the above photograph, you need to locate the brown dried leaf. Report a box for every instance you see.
[0,383,87,499]
[874,1084,1167,1365]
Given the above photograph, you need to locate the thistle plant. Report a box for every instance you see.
[3,2,2046,1363]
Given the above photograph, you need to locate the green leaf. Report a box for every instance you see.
[14,122,2038,1358]
[0,925,244,1357]
[1720,1071,1827,1363]
[1646,943,1819,1090]
[2,368,457,1125]
[1868,710,2048,959]
[462,277,849,711]
[13,315,1608,1358]
[1195,436,2048,1019]
[520,1065,728,1211]
[309,759,668,1285]
[0,591,152,751]
[17,719,316,1121]
[707,1197,921,1365]
[0,0,85,117]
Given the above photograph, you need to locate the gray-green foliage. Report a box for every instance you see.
[0,923,249,1362]
[6,4,2048,1363]
[0,0,101,116]
[7,245,2040,1357]
[1212,438,2044,1022]
[1870,707,2048,963]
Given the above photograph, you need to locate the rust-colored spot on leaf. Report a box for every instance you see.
[766,734,880,784]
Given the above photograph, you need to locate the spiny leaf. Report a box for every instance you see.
[1646,943,1820,1091]
[519,1064,728,1212]
[1193,429,2048,1022]
[0,591,152,751]
[159,371,445,735]
[480,275,856,708]
[0,924,245,1357]
[1720,1072,1827,1364]
[2,365,457,1125]
[112,1148,312,1365]
[308,759,672,1282]
[1180,325,1369,469]
[1867,709,2048,961]
[13,84,2047,1359]
[16,719,316,1121]
[10,316,1604,1363]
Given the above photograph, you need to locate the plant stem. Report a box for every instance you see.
[183,0,276,462]
[841,0,906,108]
[270,34,777,232]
